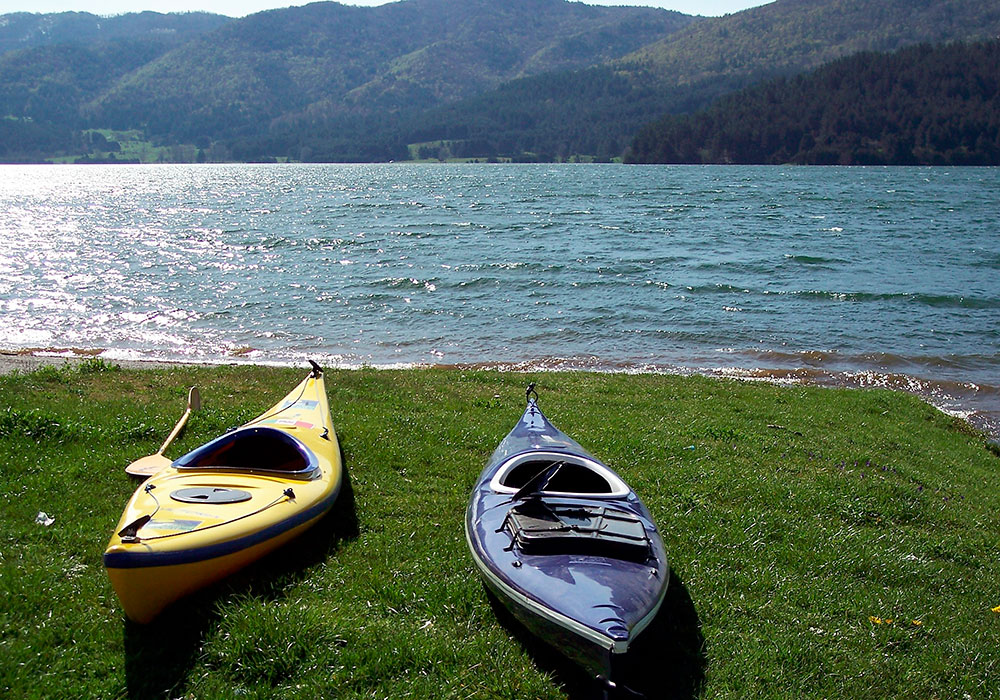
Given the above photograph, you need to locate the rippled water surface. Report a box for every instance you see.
[2,163,998,436]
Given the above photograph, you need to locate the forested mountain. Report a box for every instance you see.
[625,40,1000,165]
[401,0,1000,162]
[627,0,1000,89]
[1,0,999,162]
[89,0,692,146]
[0,11,228,55]
[391,65,670,161]
[0,12,229,160]
[0,0,692,161]
[2,41,181,127]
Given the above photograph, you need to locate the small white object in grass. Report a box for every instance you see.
[35,511,55,527]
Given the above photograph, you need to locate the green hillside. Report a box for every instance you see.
[625,40,1000,165]
[89,0,693,146]
[3,0,1000,162]
[0,10,229,55]
[1,41,173,127]
[0,39,201,161]
[627,0,1000,87]
[0,11,229,162]
[398,0,1000,163]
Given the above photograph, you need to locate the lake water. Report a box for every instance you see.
[1,163,998,439]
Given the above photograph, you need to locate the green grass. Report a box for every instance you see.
[1,363,998,698]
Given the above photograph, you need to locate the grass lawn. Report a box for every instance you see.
[1,361,998,698]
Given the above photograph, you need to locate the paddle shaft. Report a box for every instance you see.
[157,387,200,454]
[156,407,191,455]
[125,387,201,476]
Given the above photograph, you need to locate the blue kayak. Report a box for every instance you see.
[465,384,669,683]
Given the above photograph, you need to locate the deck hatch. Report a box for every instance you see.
[170,487,252,504]
[502,501,651,562]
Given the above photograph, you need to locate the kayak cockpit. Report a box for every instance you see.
[491,452,651,562]
[489,450,629,498]
[174,427,319,479]
[501,500,653,562]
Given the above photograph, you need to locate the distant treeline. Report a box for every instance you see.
[626,40,1000,165]
[3,2,1000,163]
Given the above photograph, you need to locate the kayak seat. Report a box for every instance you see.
[502,459,613,494]
[502,501,651,562]
[174,427,318,479]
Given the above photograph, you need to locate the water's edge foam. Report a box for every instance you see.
[4,346,997,444]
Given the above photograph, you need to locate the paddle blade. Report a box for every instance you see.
[123,385,200,477]
[124,453,172,478]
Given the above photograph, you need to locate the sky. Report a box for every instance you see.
[0,0,775,19]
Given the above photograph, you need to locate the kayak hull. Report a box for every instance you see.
[465,392,668,680]
[104,368,342,623]
[105,510,326,624]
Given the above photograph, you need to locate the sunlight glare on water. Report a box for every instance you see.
[1,163,998,436]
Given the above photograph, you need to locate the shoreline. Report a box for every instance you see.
[3,349,997,445]
[0,351,185,375]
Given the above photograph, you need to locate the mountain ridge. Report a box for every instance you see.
[625,39,1000,165]
[399,0,1000,162]
[0,10,229,55]
[2,0,999,162]
[87,0,694,143]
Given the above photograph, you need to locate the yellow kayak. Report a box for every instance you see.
[104,362,342,623]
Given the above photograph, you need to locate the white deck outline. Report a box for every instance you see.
[488,450,630,498]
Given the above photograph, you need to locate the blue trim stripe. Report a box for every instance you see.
[103,480,341,569]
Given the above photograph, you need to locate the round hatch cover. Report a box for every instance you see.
[170,487,252,504]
